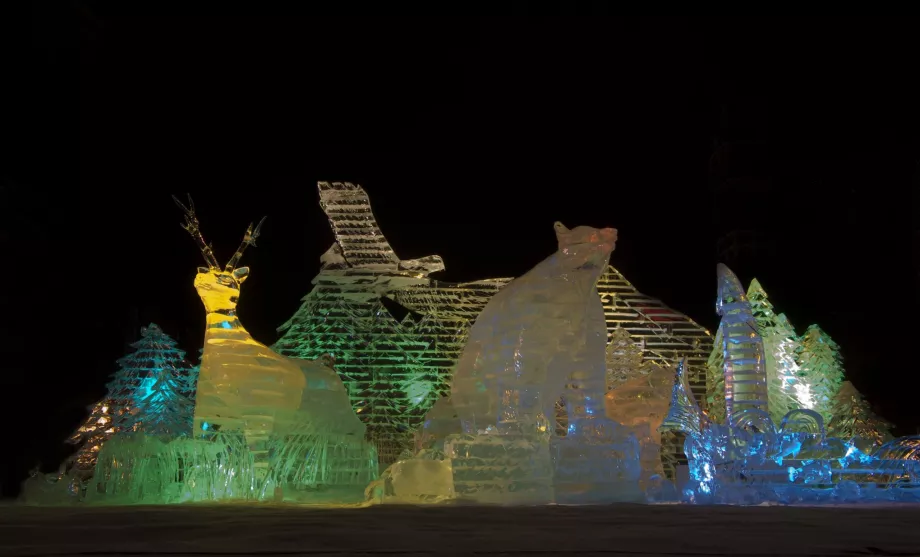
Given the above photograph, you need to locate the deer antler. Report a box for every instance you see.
[224,216,266,272]
[172,194,221,270]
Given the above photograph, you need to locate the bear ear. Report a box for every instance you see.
[554,221,569,234]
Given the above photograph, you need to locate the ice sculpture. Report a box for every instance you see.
[715,263,769,425]
[71,326,196,475]
[827,381,894,446]
[796,324,845,423]
[661,264,920,504]
[273,182,507,467]
[747,280,803,420]
[603,328,674,487]
[451,222,616,433]
[604,362,673,488]
[443,222,642,503]
[709,278,856,431]
[172,195,375,500]
[274,182,711,476]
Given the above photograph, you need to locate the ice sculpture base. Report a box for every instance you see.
[551,418,644,504]
[19,471,84,506]
[87,431,376,505]
[444,433,554,505]
[366,452,455,504]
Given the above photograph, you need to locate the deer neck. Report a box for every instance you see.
[203,308,251,345]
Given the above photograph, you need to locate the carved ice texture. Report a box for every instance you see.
[603,330,673,488]
[826,381,894,447]
[662,264,920,504]
[746,279,805,421]
[275,182,511,467]
[152,195,375,502]
[443,222,644,504]
[274,182,713,484]
[716,263,769,425]
[21,324,197,505]
[65,324,196,473]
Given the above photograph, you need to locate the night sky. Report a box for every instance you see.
[4,10,917,496]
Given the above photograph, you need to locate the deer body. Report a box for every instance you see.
[194,271,307,468]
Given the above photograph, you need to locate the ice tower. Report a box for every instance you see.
[716,263,769,425]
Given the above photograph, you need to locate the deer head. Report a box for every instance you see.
[173,194,266,314]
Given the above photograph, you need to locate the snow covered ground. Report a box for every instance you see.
[3,502,920,556]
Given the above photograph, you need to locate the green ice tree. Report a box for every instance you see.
[796,325,845,424]
[746,280,807,422]
[747,278,777,333]
[826,381,894,446]
[768,314,809,411]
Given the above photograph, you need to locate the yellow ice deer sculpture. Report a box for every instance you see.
[173,195,306,487]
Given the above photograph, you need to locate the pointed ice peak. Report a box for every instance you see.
[716,263,747,316]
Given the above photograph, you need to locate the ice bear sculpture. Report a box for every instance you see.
[450,221,617,434]
[445,222,642,504]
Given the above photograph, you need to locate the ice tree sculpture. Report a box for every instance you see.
[447,222,641,504]
[170,195,376,499]
[746,279,805,421]
[768,313,809,411]
[68,324,195,471]
[661,265,920,504]
[746,278,776,332]
[715,264,768,425]
[111,324,196,436]
[826,381,894,447]
[796,325,845,424]
[605,327,645,391]
[67,399,125,473]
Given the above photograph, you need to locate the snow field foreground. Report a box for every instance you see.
[3,502,920,556]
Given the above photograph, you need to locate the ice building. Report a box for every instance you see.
[275,182,713,478]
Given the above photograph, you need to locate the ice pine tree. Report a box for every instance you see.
[67,399,127,472]
[605,327,645,390]
[745,279,804,421]
[826,381,894,446]
[770,313,810,410]
[106,323,196,435]
[68,323,196,471]
[796,324,845,424]
[746,278,777,332]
